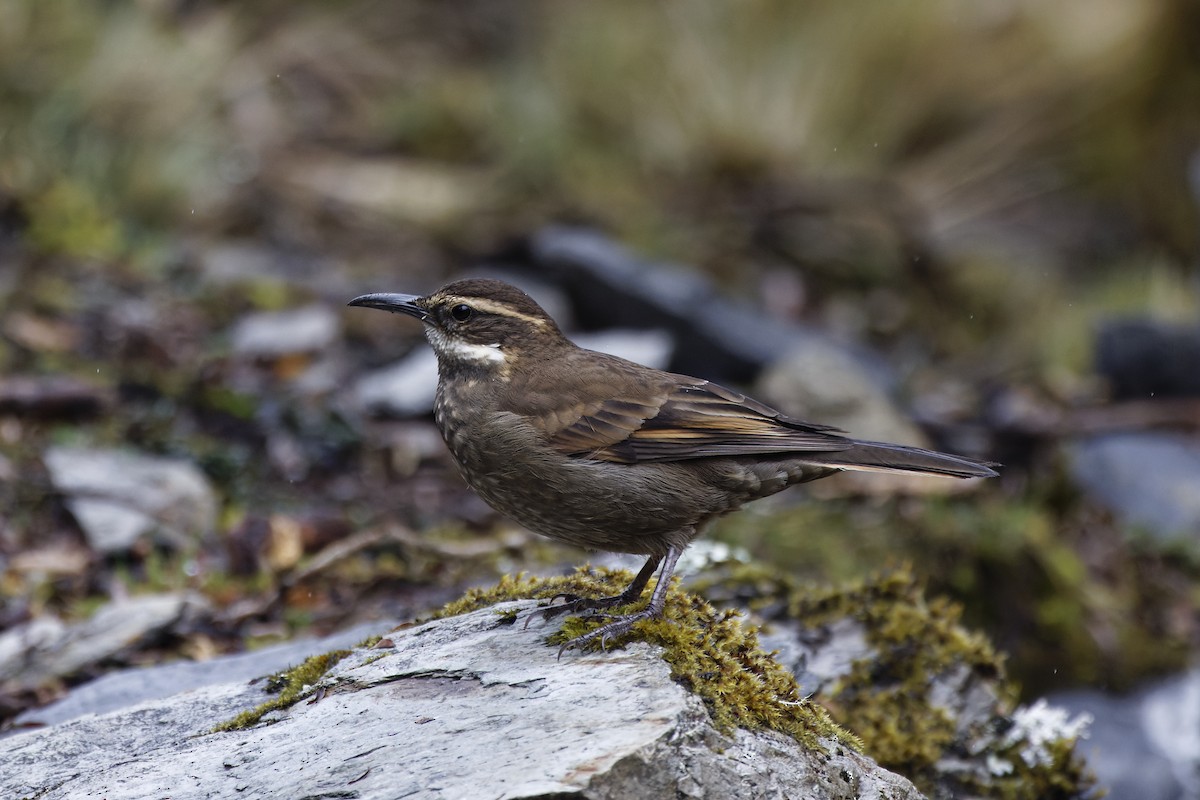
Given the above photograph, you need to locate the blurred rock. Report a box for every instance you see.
[758,341,983,495]
[1051,669,1200,800]
[0,617,65,682]
[526,226,816,383]
[760,617,872,698]
[0,592,209,689]
[198,242,287,285]
[0,601,923,800]
[288,353,344,396]
[1097,320,1200,401]
[13,619,392,729]
[283,153,491,226]
[757,339,924,445]
[2,312,80,354]
[8,546,91,581]
[230,305,340,358]
[572,329,674,370]
[761,614,1011,788]
[0,376,108,420]
[352,347,439,417]
[1066,433,1200,540]
[43,447,218,554]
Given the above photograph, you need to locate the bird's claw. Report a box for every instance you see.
[555,609,654,659]
[522,596,583,629]
[523,592,630,629]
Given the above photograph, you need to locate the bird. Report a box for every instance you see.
[348,278,998,653]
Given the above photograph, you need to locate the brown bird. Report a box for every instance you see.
[349,279,997,652]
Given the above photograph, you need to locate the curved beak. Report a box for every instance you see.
[347,292,429,321]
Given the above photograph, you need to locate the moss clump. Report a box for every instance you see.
[810,575,1094,799]
[434,567,860,751]
[794,571,1005,780]
[716,492,1195,698]
[212,649,351,732]
[693,562,1096,800]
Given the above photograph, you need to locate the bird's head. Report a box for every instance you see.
[348,278,567,375]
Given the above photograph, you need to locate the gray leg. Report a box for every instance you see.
[527,555,661,627]
[558,545,683,656]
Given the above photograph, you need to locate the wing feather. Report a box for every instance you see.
[540,378,851,464]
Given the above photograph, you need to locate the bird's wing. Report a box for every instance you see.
[537,378,852,464]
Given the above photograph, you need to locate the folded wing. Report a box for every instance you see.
[540,379,852,464]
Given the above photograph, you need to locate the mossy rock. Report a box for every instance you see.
[691,563,1097,800]
[211,648,354,732]
[215,565,1095,799]
[436,567,859,752]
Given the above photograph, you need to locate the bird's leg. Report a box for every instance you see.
[558,545,682,656]
[526,555,661,628]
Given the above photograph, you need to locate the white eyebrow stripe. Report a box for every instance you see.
[441,296,547,327]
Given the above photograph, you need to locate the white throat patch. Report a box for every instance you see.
[427,328,507,365]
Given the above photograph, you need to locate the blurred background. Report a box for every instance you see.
[1,0,1198,794]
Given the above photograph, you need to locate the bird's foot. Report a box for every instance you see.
[556,607,662,659]
[522,592,631,629]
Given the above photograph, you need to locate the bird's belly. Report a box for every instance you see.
[433,394,817,556]
[460,453,709,555]
[434,412,725,556]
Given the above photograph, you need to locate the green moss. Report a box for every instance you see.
[693,563,1096,799]
[25,180,124,260]
[434,567,859,751]
[793,571,1006,781]
[715,494,1194,697]
[212,649,351,732]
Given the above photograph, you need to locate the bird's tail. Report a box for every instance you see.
[807,440,999,479]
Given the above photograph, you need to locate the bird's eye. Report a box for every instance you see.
[449,304,473,322]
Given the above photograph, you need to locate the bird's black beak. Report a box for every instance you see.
[347,292,429,321]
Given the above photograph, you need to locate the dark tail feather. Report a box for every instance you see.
[809,440,999,479]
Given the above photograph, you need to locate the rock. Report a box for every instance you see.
[196,242,352,300]
[352,346,440,417]
[229,304,340,358]
[760,616,872,697]
[0,617,66,682]
[198,242,283,285]
[761,612,1009,774]
[1096,319,1200,401]
[1051,669,1200,800]
[43,446,218,554]
[1066,433,1200,540]
[757,340,982,494]
[698,566,1093,798]
[0,601,924,800]
[757,338,924,445]
[283,152,491,226]
[14,620,393,729]
[0,375,108,419]
[573,329,674,370]
[0,593,208,689]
